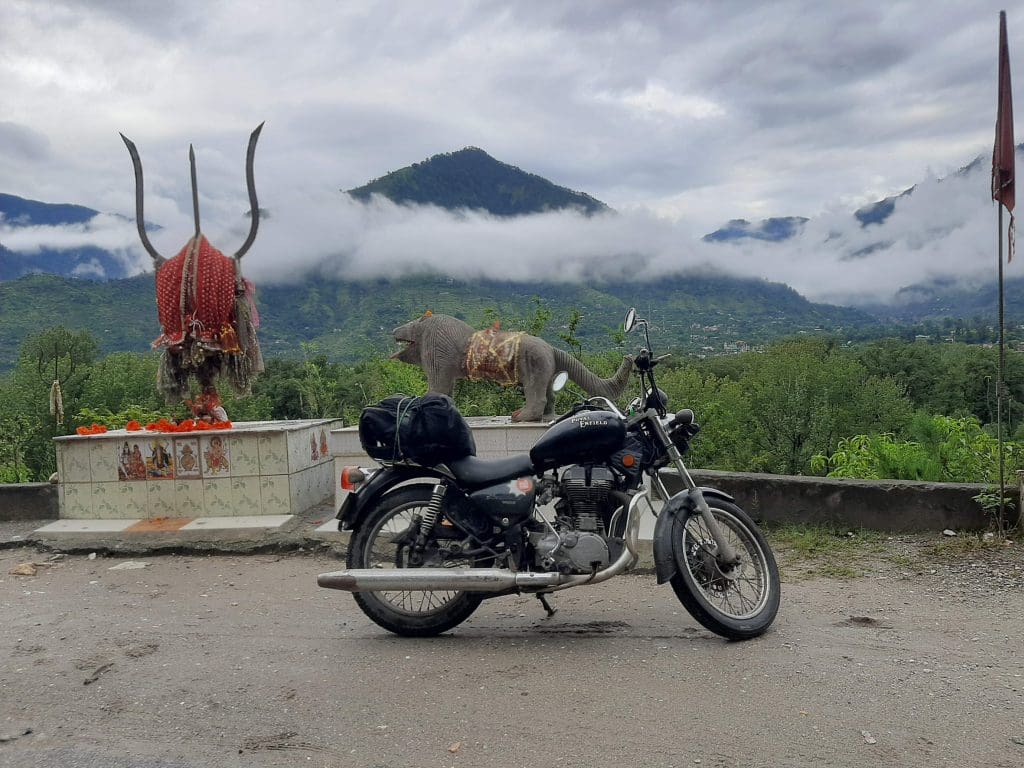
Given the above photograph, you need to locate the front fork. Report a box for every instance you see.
[648,415,740,567]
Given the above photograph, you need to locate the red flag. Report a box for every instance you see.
[994,11,1015,259]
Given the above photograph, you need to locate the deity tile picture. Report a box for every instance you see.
[319,429,329,461]
[144,436,175,479]
[174,438,201,479]
[117,438,150,481]
[202,434,231,477]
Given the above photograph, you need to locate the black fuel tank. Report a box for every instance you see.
[530,411,627,472]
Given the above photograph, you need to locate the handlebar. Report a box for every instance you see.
[634,348,671,372]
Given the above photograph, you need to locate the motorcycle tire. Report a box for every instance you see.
[348,484,484,637]
[669,499,780,640]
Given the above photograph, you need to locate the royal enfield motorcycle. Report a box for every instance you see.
[318,309,780,639]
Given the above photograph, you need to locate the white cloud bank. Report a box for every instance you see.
[2,145,1007,306]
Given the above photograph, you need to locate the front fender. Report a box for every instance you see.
[652,486,736,585]
[337,465,448,531]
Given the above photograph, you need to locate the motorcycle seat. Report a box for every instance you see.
[447,454,535,490]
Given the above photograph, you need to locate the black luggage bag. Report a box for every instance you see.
[358,393,476,465]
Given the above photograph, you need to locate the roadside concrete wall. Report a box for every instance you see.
[667,470,1002,532]
[1,472,1010,531]
[0,483,58,521]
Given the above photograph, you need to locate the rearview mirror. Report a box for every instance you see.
[552,371,569,392]
[624,308,637,333]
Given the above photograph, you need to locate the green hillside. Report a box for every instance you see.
[347,147,608,215]
[0,271,873,371]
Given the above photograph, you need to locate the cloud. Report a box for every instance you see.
[0,0,1016,305]
[0,138,1004,306]
[0,0,1013,234]
[0,121,51,163]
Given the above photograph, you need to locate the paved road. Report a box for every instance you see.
[1,547,1022,768]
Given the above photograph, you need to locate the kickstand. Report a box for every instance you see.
[536,592,557,617]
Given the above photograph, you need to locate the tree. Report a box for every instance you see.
[655,367,755,470]
[738,339,912,475]
[2,327,99,479]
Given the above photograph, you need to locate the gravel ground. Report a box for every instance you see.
[1,533,1022,768]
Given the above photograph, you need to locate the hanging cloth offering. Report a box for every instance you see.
[49,379,64,425]
[465,329,523,386]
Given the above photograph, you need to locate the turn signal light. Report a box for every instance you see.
[622,454,636,468]
[340,466,366,491]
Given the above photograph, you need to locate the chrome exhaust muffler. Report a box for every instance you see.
[317,491,648,594]
[317,568,561,592]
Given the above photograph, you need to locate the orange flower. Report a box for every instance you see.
[125,420,142,431]
[76,423,108,436]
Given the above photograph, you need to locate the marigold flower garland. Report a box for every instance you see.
[75,418,232,436]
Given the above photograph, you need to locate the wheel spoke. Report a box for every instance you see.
[682,507,771,620]
[360,501,473,616]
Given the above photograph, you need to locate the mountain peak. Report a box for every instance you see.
[0,192,99,227]
[347,148,609,216]
[703,216,808,243]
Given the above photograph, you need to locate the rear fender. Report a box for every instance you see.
[337,465,448,531]
[652,487,735,585]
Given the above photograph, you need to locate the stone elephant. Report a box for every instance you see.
[391,313,634,422]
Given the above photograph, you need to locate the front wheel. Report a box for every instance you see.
[348,485,485,637]
[669,499,780,640]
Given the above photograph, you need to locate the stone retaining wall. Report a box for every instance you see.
[668,470,1010,532]
[2,471,1016,531]
[0,483,59,521]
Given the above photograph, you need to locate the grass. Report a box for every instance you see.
[923,534,1008,559]
[765,523,1019,580]
[769,524,886,557]
[766,524,887,580]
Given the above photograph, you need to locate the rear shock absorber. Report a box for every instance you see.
[412,484,448,558]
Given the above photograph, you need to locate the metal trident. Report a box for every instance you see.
[119,123,264,268]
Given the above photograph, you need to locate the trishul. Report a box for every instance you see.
[120,124,266,405]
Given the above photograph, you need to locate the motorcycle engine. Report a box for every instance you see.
[532,529,610,574]
[528,465,618,574]
[559,465,617,533]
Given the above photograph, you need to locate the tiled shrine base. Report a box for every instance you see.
[36,515,294,536]
[53,419,342,521]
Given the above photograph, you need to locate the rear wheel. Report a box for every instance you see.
[669,500,779,640]
[348,485,484,636]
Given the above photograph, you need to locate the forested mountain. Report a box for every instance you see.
[703,217,808,242]
[859,275,1024,323]
[0,193,133,280]
[0,270,871,371]
[0,192,99,226]
[347,147,608,215]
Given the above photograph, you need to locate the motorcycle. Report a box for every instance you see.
[318,308,780,639]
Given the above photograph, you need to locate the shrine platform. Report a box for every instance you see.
[49,419,342,523]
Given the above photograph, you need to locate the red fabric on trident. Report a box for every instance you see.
[154,236,237,346]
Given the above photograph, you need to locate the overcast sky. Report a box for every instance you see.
[0,0,1021,302]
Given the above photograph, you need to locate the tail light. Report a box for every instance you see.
[340,466,368,491]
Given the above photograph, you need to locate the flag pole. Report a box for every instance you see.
[993,9,1015,533]
[998,201,1006,533]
